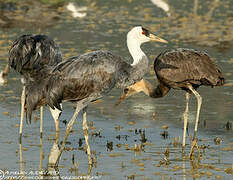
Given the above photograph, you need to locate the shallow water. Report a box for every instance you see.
[0,0,232,179]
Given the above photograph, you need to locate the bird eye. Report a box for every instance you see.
[142,27,149,36]
[124,88,129,93]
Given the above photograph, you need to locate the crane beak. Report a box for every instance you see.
[115,79,149,107]
[149,34,168,43]
[115,87,137,107]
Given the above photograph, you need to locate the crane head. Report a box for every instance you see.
[127,26,168,44]
[115,79,154,106]
[115,87,137,107]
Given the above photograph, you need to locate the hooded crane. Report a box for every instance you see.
[8,34,62,142]
[25,26,168,165]
[115,48,225,152]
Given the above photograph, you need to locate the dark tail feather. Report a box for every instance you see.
[47,93,62,111]
[45,75,64,111]
[25,80,47,123]
[26,100,33,124]
[25,72,64,122]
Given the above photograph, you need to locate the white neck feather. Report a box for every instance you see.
[127,38,146,66]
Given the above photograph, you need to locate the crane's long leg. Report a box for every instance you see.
[40,106,43,138]
[182,92,190,151]
[3,64,9,75]
[82,107,92,165]
[47,113,61,168]
[19,86,26,143]
[188,85,202,158]
[49,105,62,139]
[187,85,202,139]
[55,102,87,166]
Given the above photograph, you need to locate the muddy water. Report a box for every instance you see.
[0,0,232,179]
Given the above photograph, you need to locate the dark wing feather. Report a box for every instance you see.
[8,34,62,80]
[154,48,225,88]
[25,50,129,119]
[46,50,119,109]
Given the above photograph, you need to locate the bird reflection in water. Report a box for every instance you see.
[45,126,93,180]
[18,128,93,180]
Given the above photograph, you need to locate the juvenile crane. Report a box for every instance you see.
[116,48,225,150]
[25,26,168,165]
[8,34,62,142]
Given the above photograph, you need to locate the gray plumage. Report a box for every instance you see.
[8,34,62,82]
[8,34,62,125]
[116,54,149,88]
[25,50,148,121]
[24,26,167,124]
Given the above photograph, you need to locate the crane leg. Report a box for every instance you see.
[55,101,87,166]
[3,64,9,75]
[82,106,93,165]
[50,105,62,139]
[188,85,202,139]
[19,86,26,144]
[188,85,202,158]
[182,92,190,151]
[40,106,43,138]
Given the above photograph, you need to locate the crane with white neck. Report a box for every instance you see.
[24,26,168,165]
